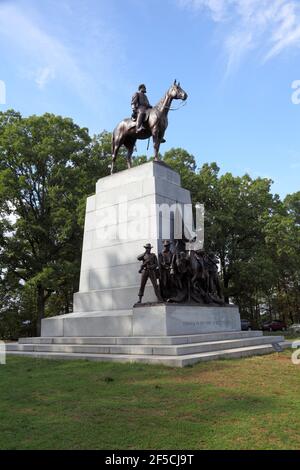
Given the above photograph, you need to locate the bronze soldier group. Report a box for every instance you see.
[137,241,224,305]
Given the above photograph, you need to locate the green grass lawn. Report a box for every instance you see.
[1,351,300,450]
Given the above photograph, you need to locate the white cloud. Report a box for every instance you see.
[0,1,130,113]
[34,66,56,89]
[0,3,93,101]
[179,0,229,21]
[178,0,300,73]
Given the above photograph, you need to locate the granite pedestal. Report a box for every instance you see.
[42,160,196,337]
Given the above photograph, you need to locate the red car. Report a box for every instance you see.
[262,321,287,331]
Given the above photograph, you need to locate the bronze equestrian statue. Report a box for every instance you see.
[111,80,187,174]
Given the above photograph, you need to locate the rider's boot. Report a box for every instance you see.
[136,112,146,132]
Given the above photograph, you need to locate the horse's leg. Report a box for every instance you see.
[125,140,135,169]
[111,157,116,175]
[111,155,116,175]
[152,129,161,161]
[111,136,122,175]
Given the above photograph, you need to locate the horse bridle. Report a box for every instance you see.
[166,100,188,111]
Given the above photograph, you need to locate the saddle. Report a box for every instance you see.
[130,109,150,128]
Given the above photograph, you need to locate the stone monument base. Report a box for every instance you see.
[132,304,241,336]
[40,304,241,338]
[6,304,288,366]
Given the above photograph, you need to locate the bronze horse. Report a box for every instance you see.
[111,80,187,173]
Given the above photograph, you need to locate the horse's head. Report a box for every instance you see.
[169,79,188,101]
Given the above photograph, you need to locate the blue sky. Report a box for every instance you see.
[0,0,300,197]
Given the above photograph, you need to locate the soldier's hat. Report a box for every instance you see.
[163,240,171,246]
[139,84,146,91]
[144,243,153,249]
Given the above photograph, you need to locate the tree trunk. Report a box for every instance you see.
[36,284,45,336]
[253,290,261,328]
[223,276,230,304]
[268,294,273,322]
[64,290,71,314]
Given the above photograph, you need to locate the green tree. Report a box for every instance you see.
[162,148,198,197]
[195,168,277,303]
[0,111,103,334]
[263,195,300,323]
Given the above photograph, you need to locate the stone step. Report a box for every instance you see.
[18,330,263,346]
[6,343,283,367]
[7,335,284,357]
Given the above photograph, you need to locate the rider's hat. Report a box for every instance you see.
[139,84,146,91]
[144,243,153,249]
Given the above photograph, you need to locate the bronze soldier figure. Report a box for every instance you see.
[190,249,211,304]
[131,84,152,133]
[137,243,163,303]
[131,84,166,142]
[206,252,223,299]
[158,240,174,300]
[168,250,193,303]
